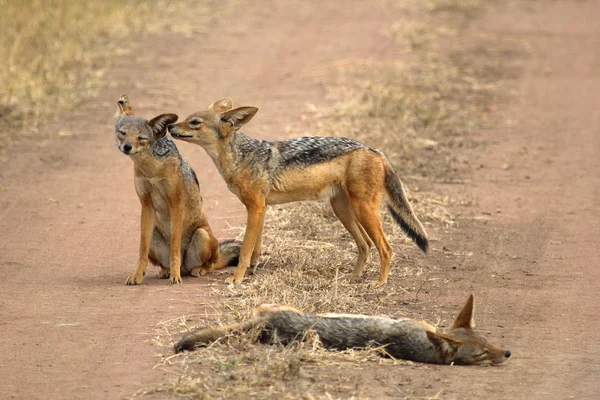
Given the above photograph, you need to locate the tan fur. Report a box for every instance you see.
[115,95,237,285]
[169,98,427,285]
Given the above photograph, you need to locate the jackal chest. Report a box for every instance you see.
[135,177,171,217]
[150,190,170,216]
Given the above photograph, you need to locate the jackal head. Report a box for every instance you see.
[114,94,178,157]
[426,294,511,365]
[168,97,258,148]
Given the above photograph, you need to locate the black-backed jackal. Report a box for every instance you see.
[175,294,511,366]
[168,98,427,285]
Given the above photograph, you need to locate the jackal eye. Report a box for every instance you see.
[118,129,126,135]
[138,136,148,142]
[189,118,202,127]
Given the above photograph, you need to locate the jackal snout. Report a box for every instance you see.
[114,121,152,157]
[121,142,133,155]
[435,294,511,366]
[447,328,512,365]
[167,123,185,138]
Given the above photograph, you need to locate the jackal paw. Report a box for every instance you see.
[125,275,143,285]
[371,279,388,286]
[158,268,170,279]
[224,276,243,285]
[168,275,182,285]
[248,264,258,276]
[343,272,363,282]
[191,266,210,277]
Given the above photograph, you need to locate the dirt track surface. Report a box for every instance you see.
[1,1,599,399]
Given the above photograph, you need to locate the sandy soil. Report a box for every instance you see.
[1,1,599,399]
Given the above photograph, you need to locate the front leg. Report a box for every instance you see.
[126,195,153,285]
[226,200,266,285]
[249,213,265,274]
[167,185,184,285]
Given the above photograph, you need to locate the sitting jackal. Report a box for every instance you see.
[114,95,240,285]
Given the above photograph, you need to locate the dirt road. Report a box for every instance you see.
[1,0,599,399]
[386,1,600,398]
[458,1,600,396]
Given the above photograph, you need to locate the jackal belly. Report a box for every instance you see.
[267,184,339,204]
[267,162,344,205]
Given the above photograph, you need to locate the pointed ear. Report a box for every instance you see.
[208,97,233,112]
[117,94,134,117]
[426,331,462,361]
[451,294,475,330]
[220,106,258,132]
[148,114,178,139]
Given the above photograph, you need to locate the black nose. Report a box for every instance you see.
[505,350,511,358]
[168,124,174,133]
[123,143,132,153]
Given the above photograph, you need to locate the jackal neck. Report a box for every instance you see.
[150,137,179,159]
[210,131,266,181]
[231,131,269,154]
[131,153,166,178]
[206,135,234,182]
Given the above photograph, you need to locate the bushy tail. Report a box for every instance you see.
[384,165,429,253]
[215,239,242,269]
[174,318,264,353]
[174,326,230,353]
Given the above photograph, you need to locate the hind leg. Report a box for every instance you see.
[149,228,171,279]
[185,228,219,277]
[330,192,373,279]
[349,195,393,285]
[353,216,374,274]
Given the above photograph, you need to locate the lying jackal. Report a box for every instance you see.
[174,294,510,365]
[114,95,240,285]
[168,98,428,285]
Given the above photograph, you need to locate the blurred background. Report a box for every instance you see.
[6,0,596,399]
[0,0,211,133]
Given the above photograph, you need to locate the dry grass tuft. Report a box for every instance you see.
[140,194,452,398]
[148,318,397,399]
[0,0,215,134]
[142,194,461,399]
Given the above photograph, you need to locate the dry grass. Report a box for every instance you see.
[0,0,215,135]
[137,0,517,398]
[317,11,510,182]
[147,319,398,399]
[142,196,460,398]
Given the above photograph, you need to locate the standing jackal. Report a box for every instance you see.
[114,95,240,285]
[174,294,511,366]
[168,98,427,285]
